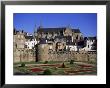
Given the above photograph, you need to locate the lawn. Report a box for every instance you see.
[14,61,97,75]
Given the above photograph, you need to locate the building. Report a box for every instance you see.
[66,42,78,51]
[13,28,36,63]
[25,35,38,49]
[81,37,97,51]
[36,26,84,42]
[13,25,97,63]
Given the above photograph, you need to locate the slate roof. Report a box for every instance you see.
[84,37,96,40]
[88,37,96,40]
[37,27,66,33]
[72,29,81,33]
[77,41,85,46]
[39,38,47,44]
[37,27,81,33]
[55,36,66,39]
[25,36,34,40]
[66,42,75,45]
[64,36,72,40]
[14,28,19,35]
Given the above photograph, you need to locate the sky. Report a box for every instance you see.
[13,13,97,37]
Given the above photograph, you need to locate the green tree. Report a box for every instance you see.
[70,60,74,64]
[43,69,52,75]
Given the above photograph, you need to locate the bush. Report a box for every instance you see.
[44,61,48,64]
[70,60,74,64]
[43,69,52,75]
[21,63,25,67]
[61,63,65,68]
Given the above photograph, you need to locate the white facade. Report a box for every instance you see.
[66,45,78,51]
[81,39,96,51]
[25,39,39,49]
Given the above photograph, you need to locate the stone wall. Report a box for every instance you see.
[37,44,49,61]
[14,44,96,63]
[13,49,36,63]
[37,49,97,62]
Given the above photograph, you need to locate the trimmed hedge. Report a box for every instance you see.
[44,61,48,64]
[43,69,52,75]
[70,60,74,64]
[21,63,25,67]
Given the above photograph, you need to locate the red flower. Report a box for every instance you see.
[79,65,93,68]
[30,68,43,72]
[40,64,60,67]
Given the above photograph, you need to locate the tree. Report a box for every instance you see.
[43,69,52,75]
[61,63,65,68]
[70,60,74,64]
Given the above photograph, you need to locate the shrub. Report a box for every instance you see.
[70,60,74,64]
[21,63,25,67]
[43,69,52,75]
[61,63,65,68]
[44,61,48,64]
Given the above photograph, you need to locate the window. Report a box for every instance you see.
[80,37,82,40]
[88,45,89,48]
[49,45,52,49]
[46,32,48,35]
[76,35,78,39]
[18,35,20,38]
[16,44,17,48]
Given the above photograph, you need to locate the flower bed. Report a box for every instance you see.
[40,64,60,67]
[65,69,94,74]
[78,64,94,68]
[30,68,44,72]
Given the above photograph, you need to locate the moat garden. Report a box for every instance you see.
[14,60,97,75]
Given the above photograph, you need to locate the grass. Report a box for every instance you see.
[14,61,44,65]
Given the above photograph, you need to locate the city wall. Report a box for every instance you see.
[37,44,97,62]
[14,46,96,63]
[38,51,96,62]
[14,49,36,63]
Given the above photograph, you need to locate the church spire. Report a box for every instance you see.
[67,24,71,29]
[34,24,37,33]
[39,20,43,28]
[34,24,37,38]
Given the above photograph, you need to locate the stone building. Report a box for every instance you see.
[35,26,97,62]
[81,37,97,51]
[25,35,38,49]
[13,28,36,63]
[36,26,84,42]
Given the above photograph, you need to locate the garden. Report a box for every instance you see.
[14,60,97,75]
